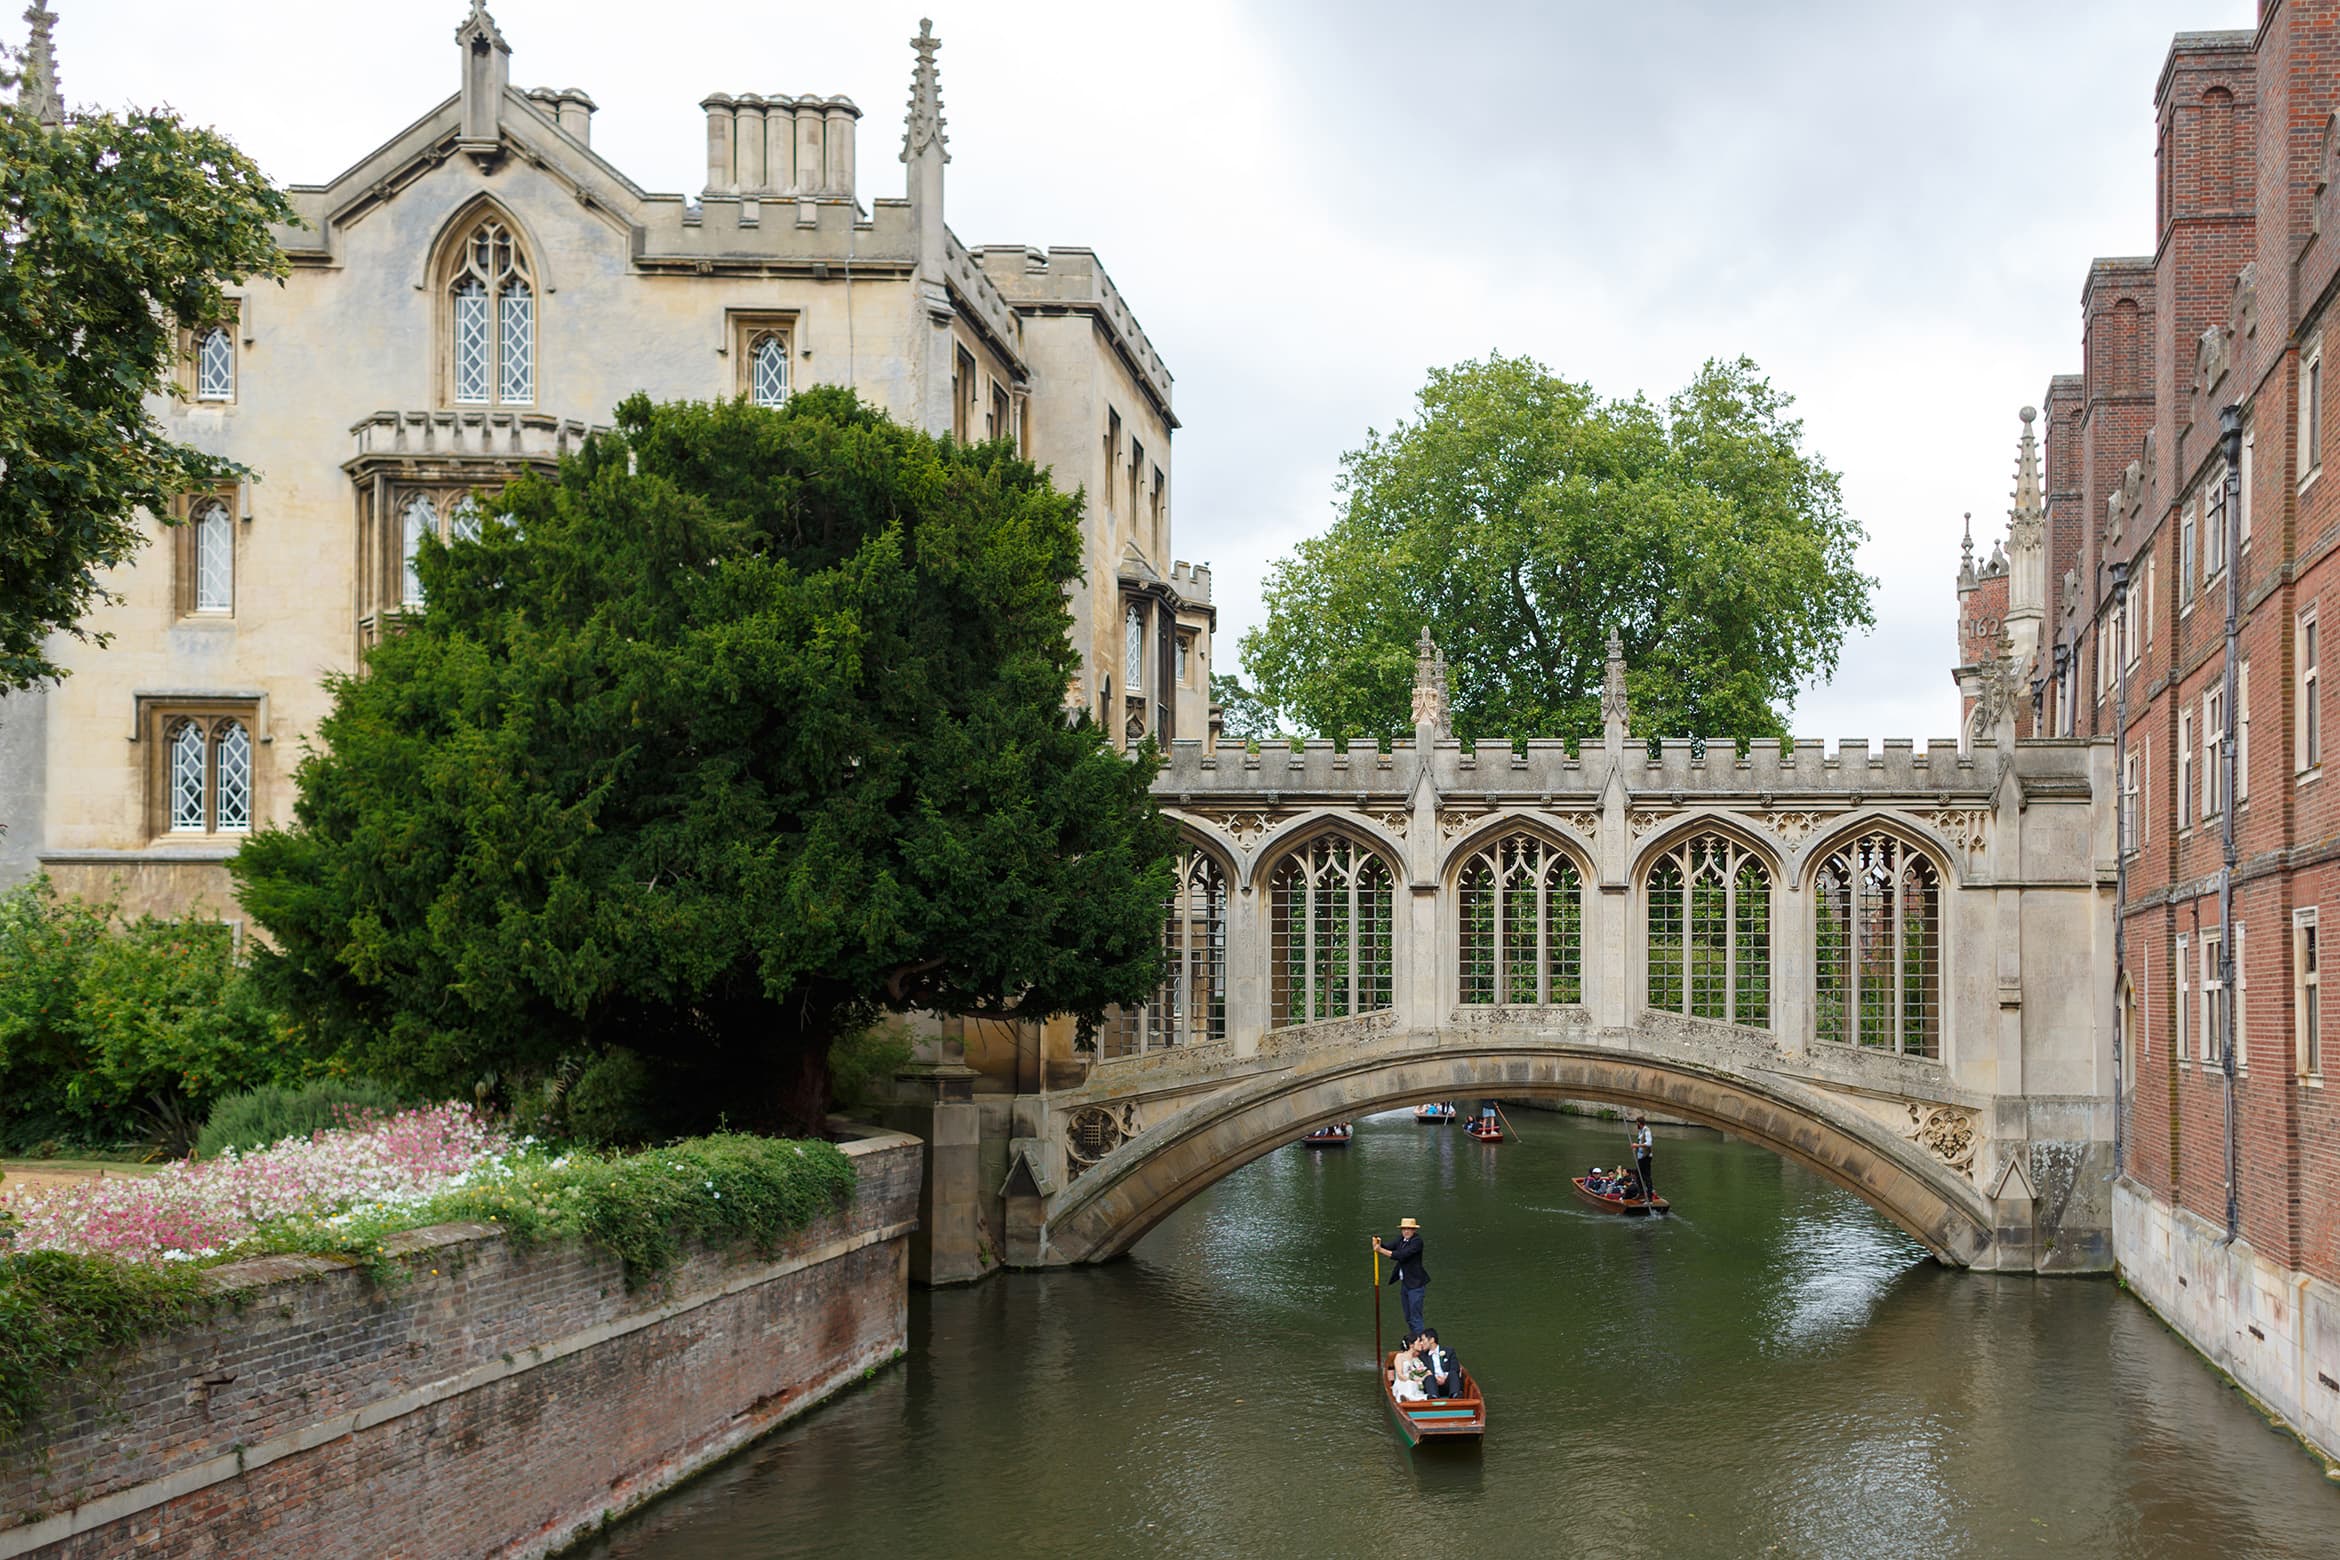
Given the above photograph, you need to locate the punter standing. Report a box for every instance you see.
[1632,1115,1656,1199]
[1372,1217,1431,1342]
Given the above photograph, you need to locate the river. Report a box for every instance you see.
[574,1109,2339,1559]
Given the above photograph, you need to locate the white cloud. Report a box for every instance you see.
[51,0,2252,737]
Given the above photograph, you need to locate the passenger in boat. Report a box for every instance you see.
[1420,1328,1462,1399]
[1372,1216,1431,1342]
[1391,1337,1431,1402]
[1633,1115,1656,1199]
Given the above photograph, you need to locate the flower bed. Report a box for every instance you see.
[2,1103,513,1263]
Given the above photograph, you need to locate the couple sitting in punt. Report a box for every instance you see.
[1584,1163,1647,1200]
[1390,1329,1463,1402]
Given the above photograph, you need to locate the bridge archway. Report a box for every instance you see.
[1041,1045,2000,1270]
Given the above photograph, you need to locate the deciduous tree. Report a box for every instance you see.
[1241,355,1876,742]
[233,392,1175,1133]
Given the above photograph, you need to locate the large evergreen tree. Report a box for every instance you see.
[1241,355,1876,742]
[234,391,1175,1132]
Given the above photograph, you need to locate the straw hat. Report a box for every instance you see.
[1398,1216,1420,1230]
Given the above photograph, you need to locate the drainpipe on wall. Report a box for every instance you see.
[2217,404,2244,1246]
[2110,556,2131,1177]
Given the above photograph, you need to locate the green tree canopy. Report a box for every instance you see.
[1240,354,1876,742]
[0,97,292,692]
[232,391,1176,1132]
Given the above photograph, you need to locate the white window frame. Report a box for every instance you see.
[2240,430,2254,547]
[2177,931,2191,1063]
[2303,337,2325,492]
[192,498,233,614]
[195,325,235,403]
[2178,708,2194,829]
[2203,685,2225,819]
[2181,501,2199,608]
[2201,929,2224,1066]
[2121,747,2141,854]
[2238,660,2251,804]
[2203,467,2228,583]
[2301,606,2323,776]
[2296,907,2322,1079]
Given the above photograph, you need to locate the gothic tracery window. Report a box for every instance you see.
[449,493,484,544]
[195,326,234,402]
[1269,835,1396,1027]
[192,499,233,613]
[1814,832,1942,1058]
[401,493,435,608]
[448,218,534,406]
[1458,832,1584,1005]
[1103,845,1229,1059]
[1645,831,1771,1028]
[750,332,790,407]
[165,716,253,835]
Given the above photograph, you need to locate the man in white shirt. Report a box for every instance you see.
[1633,1115,1656,1200]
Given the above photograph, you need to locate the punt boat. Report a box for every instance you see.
[1383,1352,1487,1445]
[1412,1103,1459,1124]
[1299,1122,1353,1146]
[1568,1174,1670,1216]
[1465,1118,1503,1143]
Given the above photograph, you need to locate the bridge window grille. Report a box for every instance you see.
[1813,834,1940,1058]
[1269,836,1395,1027]
[1645,833,1770,1028]
[1457,834,1583,1005]
[1104,847,1228,1059]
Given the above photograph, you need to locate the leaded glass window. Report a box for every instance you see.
[213,722,252,832]
[1269,835,1396,1027]
[1124,603,1146,695]
[1457,832,1584,1005]
[193,500,233,612]
[751,332,790,407]
[401,493,434,608]
[1645,831,1771,1028]
[1104,846,1229,1059]
[195,327,233,401]
[168,721,206,832]
[448,218,534,405]
[449,493,483,544]
[1816,834,1941,1058]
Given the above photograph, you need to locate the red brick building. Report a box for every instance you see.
[1964,3,2340,1460]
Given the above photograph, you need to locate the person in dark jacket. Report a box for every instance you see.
[1372,1216,1430,1341]
[1420,1327,1463,1398]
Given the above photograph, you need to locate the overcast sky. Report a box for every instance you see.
[49,0,2249,739]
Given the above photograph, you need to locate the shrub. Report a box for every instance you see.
[193,1078,416,1159]
[0,878,295,1154]
[828,1022,914,1113]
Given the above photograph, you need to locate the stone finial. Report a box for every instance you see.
[17,1,60,126]
[901,18,948,165]
[1411,626,1451,738]
[454,1,511,162]
[1600,626,1631,751]
[1958,512,1976,590]
[2009,405,2044,547]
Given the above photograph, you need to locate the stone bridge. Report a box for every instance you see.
[929,641,2116,1279]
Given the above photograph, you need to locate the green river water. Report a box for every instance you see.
[574,1109,2339,1559]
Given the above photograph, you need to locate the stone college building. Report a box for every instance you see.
[0,2,1217,919]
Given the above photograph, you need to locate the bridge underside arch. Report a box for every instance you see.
[1042,1048,2000,1270]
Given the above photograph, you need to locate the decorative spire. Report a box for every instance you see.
[455,0,506,51]
[18,2,61,126]
[1601,628,1628,726]
[1410,627,1451,739]
[2008,404,2045,551]
[902,18,947,165]
[1957,512,1976,589]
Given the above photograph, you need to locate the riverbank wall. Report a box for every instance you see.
[2113,1177,2340,1468]
[0,1128,921,1560]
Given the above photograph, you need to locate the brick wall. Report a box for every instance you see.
[0,1130,920,1560]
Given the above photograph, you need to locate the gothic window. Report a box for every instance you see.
[750,332,790,407]
[163,715,254,835]
[195,327,234,402]
[1269,835,1396,1027]
[1457,832,1584,1006]
[1104,846,1230,1059]
[1124,603,1147,694]
[447,218,534,406]
[1813,833,1941,1059]
[1645,831,1770,1028]
[401,493,435,608]
[449,493,484,544]
[193,499,233,613]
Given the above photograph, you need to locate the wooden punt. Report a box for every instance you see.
[1569,1174,1670,1216]
[1412,1103,1458,1124]
[1299,1122,1353,1146]
[1465,1119,1503,1143]
[1383,1353,1487,1445]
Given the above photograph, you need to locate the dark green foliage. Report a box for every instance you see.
[0,98,294,692]
[0,879,290,1154]
[232,391,1176,1131]
[192,1078,415,1160]
[0,1251,210,1445]
[827,1022,914,1114]
[1242,355,1877,742]
[561,1049,656,1148]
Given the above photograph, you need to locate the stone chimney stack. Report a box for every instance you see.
[527,86,595,145]
[824,97,859,196]
[701,93,736,193]
[733,94,768,191]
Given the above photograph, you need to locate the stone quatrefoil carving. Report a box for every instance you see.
[1907,1103,1979,1179]
[1062,1103,1138,1180]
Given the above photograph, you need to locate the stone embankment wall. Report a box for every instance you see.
[2114,1178,2340,1468]
[0,1129,921,1560]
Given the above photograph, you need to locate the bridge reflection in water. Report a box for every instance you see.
[983,636,2113,1277]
